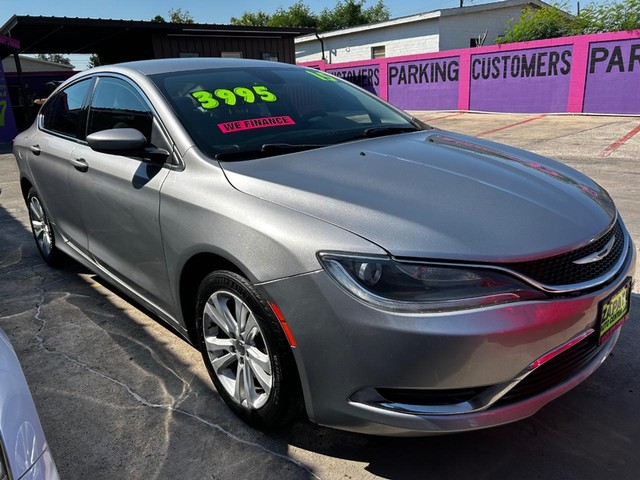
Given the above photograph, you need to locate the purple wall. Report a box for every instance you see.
[583,39,640,114]
[326,65,381,95]
[388,57,459,110]
[470,46,572,113]
[299,30,640,115]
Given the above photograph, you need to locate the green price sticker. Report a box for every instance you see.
[0,101,7,127]
[191,85,277,110]
[306,70,337,82]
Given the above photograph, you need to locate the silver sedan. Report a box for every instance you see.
[12,58,635,435]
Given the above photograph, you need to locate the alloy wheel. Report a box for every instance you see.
[29,195,53,258]
[201,290,273,409]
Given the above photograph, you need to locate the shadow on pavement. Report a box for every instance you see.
[0,196,318,479]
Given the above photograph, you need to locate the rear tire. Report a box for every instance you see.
[195,270,303,428]
[26,188,64,266]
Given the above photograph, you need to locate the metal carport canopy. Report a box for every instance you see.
[0,15,313,63]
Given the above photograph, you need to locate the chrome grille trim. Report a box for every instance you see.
[395,221,630,294]
[507,229,629,294]
[504,218,625,288]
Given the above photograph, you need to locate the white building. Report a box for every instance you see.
[2,54,75,73]
[296,0,551,64]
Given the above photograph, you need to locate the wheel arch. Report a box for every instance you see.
[179,252,246,344]
[20,177,33,202]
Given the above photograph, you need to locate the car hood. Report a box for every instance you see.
[221,130,616,261]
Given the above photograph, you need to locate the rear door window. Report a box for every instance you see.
[41,79,93,139]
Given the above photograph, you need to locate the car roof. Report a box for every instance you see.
[97,57,297,76]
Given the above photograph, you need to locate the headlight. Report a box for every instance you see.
[319,253,546,313]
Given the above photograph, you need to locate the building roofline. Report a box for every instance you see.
[296,11,440,42]
[4,54,75,70]
[296,0,554,43]
[0,15,315,37]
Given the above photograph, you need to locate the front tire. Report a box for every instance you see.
[26,188,64,266]
[195,271,302,428]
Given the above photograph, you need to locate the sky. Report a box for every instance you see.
[1,0,586,70]
[2,0,566,24]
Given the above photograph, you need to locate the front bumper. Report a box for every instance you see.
[261,240,636,436]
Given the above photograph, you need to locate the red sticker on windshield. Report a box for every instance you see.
[218,116,296,133]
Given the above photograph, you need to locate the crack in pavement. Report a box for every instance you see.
[32,286,320,479]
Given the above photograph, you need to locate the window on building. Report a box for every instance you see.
[262,52,279,62]
[371,46,385,59]
[221,52,244,59]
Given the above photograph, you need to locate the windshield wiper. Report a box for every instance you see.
[260,143,326,153]
[362,126,421,138]
[336,126,421,145]
[215,143,326,160]
[215,150,263,160]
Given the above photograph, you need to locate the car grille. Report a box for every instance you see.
[495,335,605,406]
[504,219,624,287]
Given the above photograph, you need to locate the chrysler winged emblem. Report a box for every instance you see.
[573,237,616,265]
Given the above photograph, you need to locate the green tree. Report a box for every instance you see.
[230,11,271,27]
[496,0,640,44]
[270,1,318,28]
[169,8,195,23]
[87,54,100,69]
[152,8,194,24]
[230,0,390,32]
[36,54,72,66]
[577,0,640,34]
[319,0,390,31]
[495,2,576,44]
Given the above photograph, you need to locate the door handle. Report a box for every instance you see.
[69,157,89,172]
[29,145,41,155]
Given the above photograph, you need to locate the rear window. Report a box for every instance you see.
[150,66,416,158]
[41,78,92,139]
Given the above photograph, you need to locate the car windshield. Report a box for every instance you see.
[150,65,423,159]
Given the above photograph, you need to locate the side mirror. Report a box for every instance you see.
[86,128,169,163]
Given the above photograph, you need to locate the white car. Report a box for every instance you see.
[0,329,58,479]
